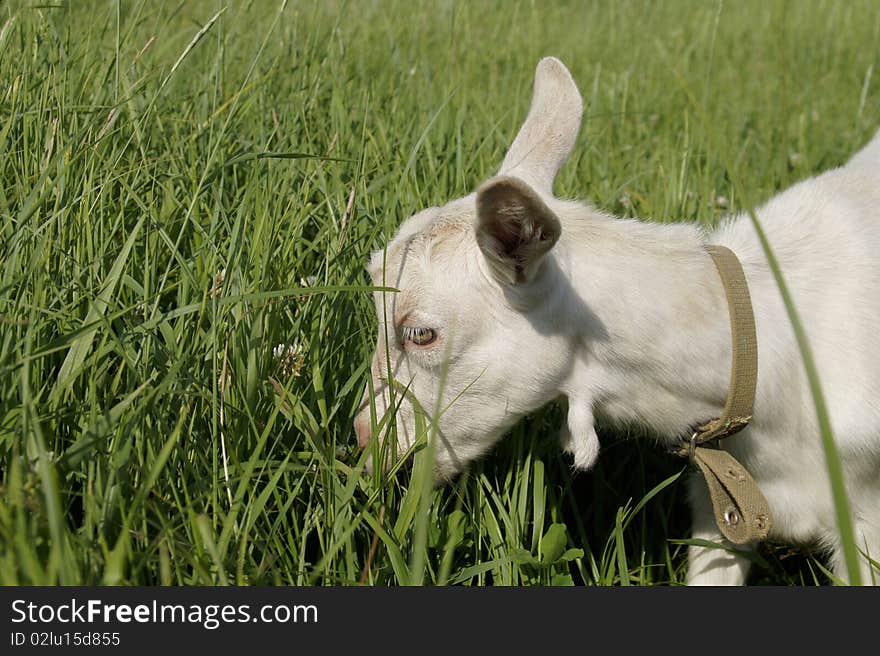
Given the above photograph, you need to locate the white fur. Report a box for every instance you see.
[355,57,880,585]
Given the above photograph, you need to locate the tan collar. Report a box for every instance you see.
[674,245,771,545]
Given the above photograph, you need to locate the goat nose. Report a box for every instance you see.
[354,413,372,449]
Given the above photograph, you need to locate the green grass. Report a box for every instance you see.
[1,0,878,586]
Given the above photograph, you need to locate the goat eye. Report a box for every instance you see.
[402,326,437,346]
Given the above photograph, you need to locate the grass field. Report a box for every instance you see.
[2,0,879,586]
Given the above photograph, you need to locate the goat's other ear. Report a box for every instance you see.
[499,57,583,194]
[476,176,561,284]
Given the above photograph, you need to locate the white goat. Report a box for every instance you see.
[354,57,880,585]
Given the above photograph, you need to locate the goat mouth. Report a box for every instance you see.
[391,453,416,480]
[358,448,415,478]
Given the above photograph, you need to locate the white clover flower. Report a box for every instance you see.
[273,342,305,378]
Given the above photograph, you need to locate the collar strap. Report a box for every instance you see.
[674,245,771,545]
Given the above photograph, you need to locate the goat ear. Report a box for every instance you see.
[475,176,561,284]
[499,57,583,194]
